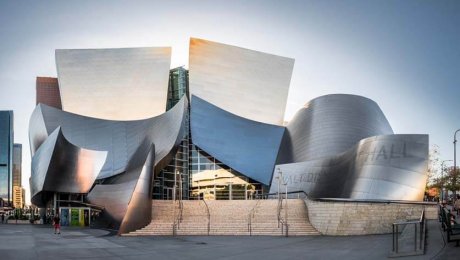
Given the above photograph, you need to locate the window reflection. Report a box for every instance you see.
[190,145,265,200]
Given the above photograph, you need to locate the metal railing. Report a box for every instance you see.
[390,209,425,257]
[202,199,211,235]
[196,188,265,200]
[256,190,308,200]
[248,199,261,236]
[277,198,289,237]
[172,198,183,236]
[173,193,184,236]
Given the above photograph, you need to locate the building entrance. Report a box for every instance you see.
[59,207,91,227]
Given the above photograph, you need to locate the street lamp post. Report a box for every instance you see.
[276,168,282,201]
[441,160,453,202]
[179,171,182,201]
[173,171,177,201]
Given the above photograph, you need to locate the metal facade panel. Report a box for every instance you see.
[87,142,155,234]
[277,94,394,164]
[190,95,285,185]
[29,97,187,179]
[30,97,186,232]
[189,38,294,126]
[30,127,107,206]
[56,47,171,120]
[30,128,59,204]
[270,135,428,201]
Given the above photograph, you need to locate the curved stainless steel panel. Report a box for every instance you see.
[87,142,155,234]
[56,47,171,120]
[29,97,187,233]
[190,95,285,185]
[277,94,394,164]
[86,97,186,234]
[29,97,187,179]
[30,127,107,206]
[189,38,294,126]
[270,134,428,201]
[28,105,49,157]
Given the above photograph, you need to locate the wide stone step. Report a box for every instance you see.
[127,199,320,236]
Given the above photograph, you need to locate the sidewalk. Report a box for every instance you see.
[0,220,457,260]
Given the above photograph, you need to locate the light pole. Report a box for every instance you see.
[454,129,460,199]
[173,171,177,201]
[179,171,182,201]
[441,160,453,202]
[276,168,282,201]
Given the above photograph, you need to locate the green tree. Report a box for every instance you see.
[445,166,460,199]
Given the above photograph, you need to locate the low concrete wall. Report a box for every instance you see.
[305,198,437,235]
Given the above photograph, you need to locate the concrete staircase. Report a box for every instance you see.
[207,200,257,235]
[124,199,320,236]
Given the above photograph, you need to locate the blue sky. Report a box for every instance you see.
[1,0,459,203]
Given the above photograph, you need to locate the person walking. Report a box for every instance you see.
[53,214,61,234]
[1,214,4,224]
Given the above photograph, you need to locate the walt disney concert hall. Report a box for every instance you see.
[29,38,429,234]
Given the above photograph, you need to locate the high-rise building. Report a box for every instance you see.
[0,111,13,206]
[12,143,22,208]
[13,143,21,187]
[36,77,62,109]
[13,186,24,209]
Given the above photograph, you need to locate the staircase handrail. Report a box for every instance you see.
[202,199,211,236]
[277,195,284,228]
[172,198,183,236]
[277,191,291,237]
[391,209,425,256]
[179,198,183,223]
[248,199,261,235]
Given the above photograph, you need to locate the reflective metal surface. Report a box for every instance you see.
[190,95,285,185]
[189,38,294,126]
[29,97,187,233]
[87,142,155,234]
[270,134,428,201]
[29,41,431,236]
[56,47,171,120]
[29,97,187,179]
[271,94,427,201]
[30,127,107,206]
[277,94,394,164]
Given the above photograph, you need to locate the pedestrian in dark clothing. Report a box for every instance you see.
[1,214,4,224]
[53,215,61,234]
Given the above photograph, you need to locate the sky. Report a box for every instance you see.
[0,0,459,204]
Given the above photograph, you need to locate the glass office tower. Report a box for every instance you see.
[0,111,13,205]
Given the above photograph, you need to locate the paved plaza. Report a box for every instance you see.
[0,220,458,260]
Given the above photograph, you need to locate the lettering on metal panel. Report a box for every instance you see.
[362,143,409,162]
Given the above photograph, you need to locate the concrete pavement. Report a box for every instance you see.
[0,220,457,260]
